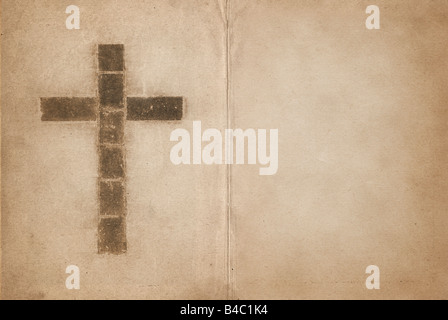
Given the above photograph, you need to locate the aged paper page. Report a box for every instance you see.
[230,0,448,299]
[1,0,448,300]
[1,0,228,299]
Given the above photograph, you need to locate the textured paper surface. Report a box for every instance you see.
[1,0,228,299]
[230,0,448,300]
[1,0,448,300]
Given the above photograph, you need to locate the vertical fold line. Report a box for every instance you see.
[225,0,234,300]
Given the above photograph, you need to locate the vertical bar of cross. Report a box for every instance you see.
[97,44,127,254]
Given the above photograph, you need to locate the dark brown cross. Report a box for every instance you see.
[41,44,184,255]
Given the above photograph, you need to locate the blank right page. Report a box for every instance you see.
[229,0,448,299]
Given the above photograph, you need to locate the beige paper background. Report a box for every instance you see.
[2,0,448,300]
[0,1,3,297]
[1,0,228,299]
[230,0,448,299]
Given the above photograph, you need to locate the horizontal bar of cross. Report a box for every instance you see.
[41,97,183,121]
